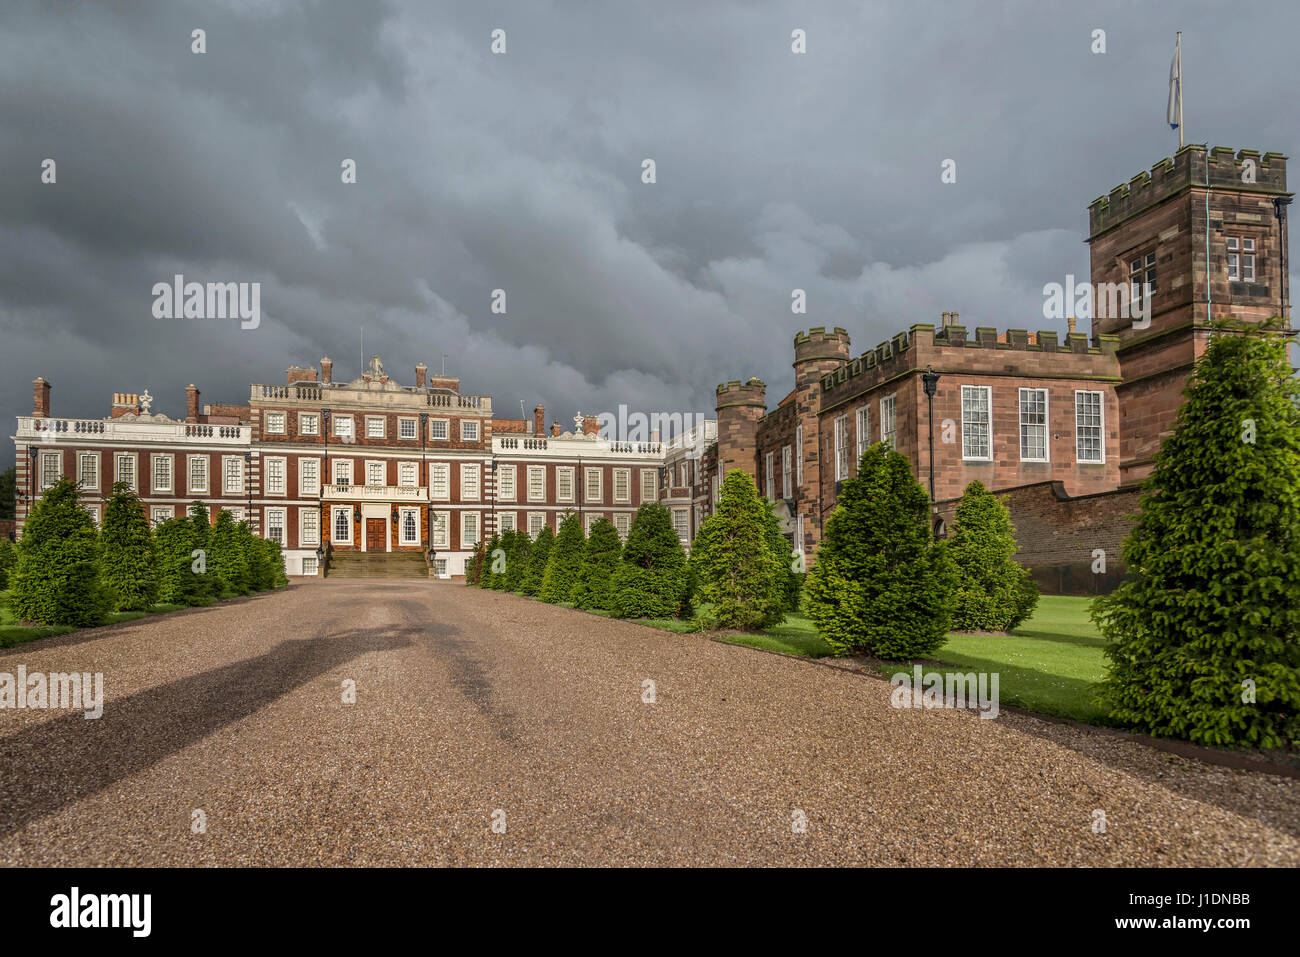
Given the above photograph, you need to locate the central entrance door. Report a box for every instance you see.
[366,517,387,552]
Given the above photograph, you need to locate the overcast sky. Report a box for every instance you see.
[2,0,1296,467]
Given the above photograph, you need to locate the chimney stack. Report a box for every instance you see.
[320,355,333,383]
[534,404,545,436]
[186,384,201,423]
[941,311,951,328]
[111,392,140,418]
[415,362,427,389]
[582,414,599,436]
[1067,315,1078,335]
[32,377,51,418]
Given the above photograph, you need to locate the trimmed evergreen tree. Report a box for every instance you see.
[187,501,221,599]
[238,521,272,591]
[691,470,785,629]
[948,480,1038,632]
[257,537,289,588]
[8,478,110,626]
[572,517,623,610]
[0,537,18,591]
[100,481,158,611]
[609,502,689,619]
[154,516,207,605]
[505,527,532,592]
[465,541,484,586]
[1094,319,1300,749]
[209,509,251,596]
[481,533,503,589]
[521,526,554,596]
[539,513,585,603]
[804,443,957,658]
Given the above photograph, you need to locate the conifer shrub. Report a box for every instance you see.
[8,478,110,626]
[572,517,622,610]
[154,516,208,606]
[521,526,554,596]
[609,502,688,619]
[99,481,158,611]
[691,470,785,629]
[187,501,220,600]
[804,443,957,657]
[505,527,532,592]
[209,508,251,596]
[1094,319,1300,749]
[0,538,15,591]
[539,514,585,603]
[948,480,1038,632]
[482,533,503,589]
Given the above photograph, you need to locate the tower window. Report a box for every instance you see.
[1227,237,1256,283]
[1129,252,1156,310]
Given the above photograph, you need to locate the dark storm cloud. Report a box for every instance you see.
[1,0,1296,464]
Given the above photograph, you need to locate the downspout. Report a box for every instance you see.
[1205,150,1212,339]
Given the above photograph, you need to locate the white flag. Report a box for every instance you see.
[1166,38,1181,131]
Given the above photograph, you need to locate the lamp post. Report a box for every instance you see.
[1274,196,1292,320]
[921,366,941,538]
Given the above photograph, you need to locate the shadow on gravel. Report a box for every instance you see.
[0,625,412,838]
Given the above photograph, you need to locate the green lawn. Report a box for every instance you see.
[0,592,195,648]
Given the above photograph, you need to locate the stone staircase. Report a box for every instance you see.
[324,550,431,579]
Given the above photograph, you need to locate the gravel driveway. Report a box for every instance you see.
[1,580,1296,866]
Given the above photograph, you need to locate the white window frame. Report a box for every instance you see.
[497,464,517,501]
[265,411,286,435]
[585,468,602,503]
[855,406,870,461]
[1018,388,1050,463]
[613,468,631,504]
[613,513,631,540]
[397,460,419,488]
[265,507,286,545]
[300,507,320,547]
[77,452,99,491]
[365,460,386,487]
[302,556,319,576]
[333,415,355,440]
[833,416,849,482]
[299,457,321,497]
[671,507,690,543]
[298,412,319,436]
[461,420,479,442]
[498,511,517,534]
[264,456,287,496]
[398,417,418,440]
[366,416,386,439]
[782,445,792,499]
[429,462,450,501]
[527,465,546,503]
[961,385,993,462]
[332,506,352,544]
[150,505,173,527]
[400,507,420,545]
[584,512,600,534]
[1075,390,1106,464]
[332,459,354,487]
[766,450,776,499]
[429,418,449,441]
[461,511,481,548]
[557,467,575,503]
[880,394,897,448]
[461,462,481,501]
[431,510,450,548]
[795,425,803,486]
[152,454,174,494]
[187,454,208,494]
[640,468,657,503]
[527,512,546,539]
[221,455,242,495]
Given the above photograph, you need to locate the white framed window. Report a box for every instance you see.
[188,455,208,494]
[221,455,242,495]
[880,394,897,448]
[431,510,450,548]
[429,462,450,500]
[557,467,575,503]
[766,450,776,499]
[152,454,173,493]
[498,511,517,533]
[299,457,320,496]
[1130,251,1158,310]
[400,507,420,545]
[527,512,546,539]
[298,412,319,436]
[833,415,849,481]
[527,465,546,502]
[434,558,447,577]
[430,418,449,441]
[332,459,353,487]
[712,472,719,505]
[640,468,657,503]
[613,468,631,503]
[398,461,418,488]
[265,456,287,496]
[365,460,386,487]
[782,446,792,499]
[82,503,100,526]
[115,453,137,492]
[584,512,600,534]
[1227,237,1256,282]
[498,465,517,501]
[366,416,386,439]
[961,385,993,461]
[680,463,689,487]
[461,420,479,442]
[585,468,602,503]
[856,406,870,461]
[1018,388,1049,462]
[332,506,352,543]
[795,424,804,486]
[302,556,319,576]
[334,416,354,440]
[1075,391,1105,463]
[1242,238,1256,282]
[671,508,690,543]
[150,506,173,527]
[77,452,99,491]
[461,511,480,548]
[461,463,481,500]
[399,417,417,440]
[265,412,286,435]
[265,507,286,545]
[300,508,320,546]
[613,513,631,539]
[228,507,245,524]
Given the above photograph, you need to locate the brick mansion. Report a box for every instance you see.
[10,145,1293,590]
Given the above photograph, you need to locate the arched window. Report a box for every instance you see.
[933,518,947,539]
[403,510,416,542]
[335,509,350,542]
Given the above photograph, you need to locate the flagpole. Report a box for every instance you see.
[1177,32,1183,148]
